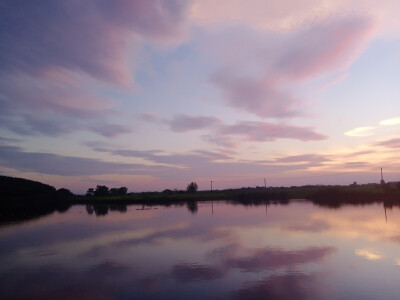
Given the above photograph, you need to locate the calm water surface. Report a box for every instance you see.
[1,200,400,299]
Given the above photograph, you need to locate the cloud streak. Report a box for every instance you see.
[141,114,326,144]
[0,145,175,177]
[168,114,220,132]
[344,126,375,137]
[374,138,400,149]
[380,117,400,126]
[219,121,326,142]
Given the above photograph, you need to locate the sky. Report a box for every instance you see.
[0,0,399,193]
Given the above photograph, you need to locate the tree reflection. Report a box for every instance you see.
[186,200,198,214]
[85,204,127,216]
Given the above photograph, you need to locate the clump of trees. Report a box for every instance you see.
[186,182,198,193]
[86,185,128,197]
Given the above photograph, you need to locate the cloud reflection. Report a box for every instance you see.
[355,249,382,261]
[233,273,314,300]
[172,263,225,282]
[227,246,335,272]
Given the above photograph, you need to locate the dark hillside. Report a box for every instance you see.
[0,176,73,224]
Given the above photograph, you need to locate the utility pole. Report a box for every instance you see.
[264,178,267,188]
[380,168,385,185]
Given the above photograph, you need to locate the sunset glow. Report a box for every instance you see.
[0,1,399,192]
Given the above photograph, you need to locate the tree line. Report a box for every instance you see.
[85,182,199,197]
[86,185,128,197]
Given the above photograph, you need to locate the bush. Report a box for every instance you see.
[186,182,198,193]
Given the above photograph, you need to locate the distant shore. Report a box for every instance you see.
[74,183,400,207]
[1,175,399,224]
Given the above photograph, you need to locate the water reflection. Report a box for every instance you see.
[1,200,400,299]
[85,204,127,216]
[233,273,313,300]
[172,263,225,282]
[355,249,382,261]
[186,200,198,214]
[227,246,335,272]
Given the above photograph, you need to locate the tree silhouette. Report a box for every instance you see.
[186,182,198,193]
[57,188,73,199]
[118,187,128,195]
[109,187,128,196]
[94,185,109,197]
[86,188,94,197]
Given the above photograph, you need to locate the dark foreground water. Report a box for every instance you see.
[1,200,400,299]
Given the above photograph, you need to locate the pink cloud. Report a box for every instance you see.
[137,113,326,144]
[211,72,300,118]
[0,0,188,85]
[206,14,375,118]
[275,15,375,80]
[190,0,327,31]
[375,138,400,149]
[0,76,114,117]
[219,121,326,142]
[274,154,329,164]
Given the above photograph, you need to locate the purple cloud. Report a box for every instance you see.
[211,72,300,118]
[168,114,220,132]
[0,0,188,85]
[138,113,326,144]
[0,145,175,176]
[88,123,132,138]
[90,147,232,166]
[83,143,331,183]
[219,121,326,142]
[208,14,375,118]
[0,1,185,139]
[375,138,400,149]
[0,76,131,138]
[274,154,330,163]
[137,112,163,124]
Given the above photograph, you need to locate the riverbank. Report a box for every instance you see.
[2,175,400,224]
[74,182,400,208]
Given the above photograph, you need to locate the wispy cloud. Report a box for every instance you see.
[210,72,300,118]
[344,127,375,137]
[0,145,175,177]
[219,121,326,142]
[274,154,330,164]
[141,113,326,144]
[374,137,400,149]
[345,116,400,138]
[205,14,375,118]
[380,117,400,126]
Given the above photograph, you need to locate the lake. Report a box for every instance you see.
[1,200,399,299]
